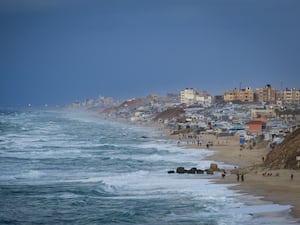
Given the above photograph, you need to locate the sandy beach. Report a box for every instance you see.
[175,132,300,223]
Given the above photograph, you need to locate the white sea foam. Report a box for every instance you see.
[14,170,46,180]
[95,169,295,224]
[0,110,296,225]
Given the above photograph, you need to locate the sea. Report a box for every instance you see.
[0,108,297,225]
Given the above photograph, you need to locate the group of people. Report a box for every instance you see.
[220,171,244,182]
[176,134,207,147]
[261,171,294,181]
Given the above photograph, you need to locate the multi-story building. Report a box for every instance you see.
[250,109,276,120]
[256,84,276,103]
[223,84,299,105]
[223,90,236,102]
[278,88,300,104]
[239,87,254,102]
[180,88,212,106]
[224,87,254,102]
[180,88,196,105]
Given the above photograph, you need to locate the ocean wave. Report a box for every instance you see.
[0,109,296,225]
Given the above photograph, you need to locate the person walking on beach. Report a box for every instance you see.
[291,173,294,181]
[237,173,240,182]
[241,174,244,182]
[222,172,225,179]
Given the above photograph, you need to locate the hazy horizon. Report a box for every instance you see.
[1,0,299,107]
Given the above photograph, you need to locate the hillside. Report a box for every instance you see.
[154,107,185,121]
[264,128,300,169]
[102,98,146,114]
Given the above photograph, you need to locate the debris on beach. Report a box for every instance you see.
[168,164,226,175]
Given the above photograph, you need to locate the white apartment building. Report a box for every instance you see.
[180,88,212,106]
[180,88,196,105]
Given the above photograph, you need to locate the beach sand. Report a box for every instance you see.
[168,131,300,223]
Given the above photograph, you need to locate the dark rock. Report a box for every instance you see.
[187,167,197,174]
[176,167,206,175]
[167,170,175,174]
[176,167,186,174]
[196,169,204,174]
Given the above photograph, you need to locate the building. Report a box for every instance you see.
[256,84,276,103]
[224,87,254,102]
[180,88,212,106]
[180,88,196,105]
[278,88,300,105]
[250,109,276,120]
[246,120,266,135]
[223,90,236,102]
[214,95,225,104]
[195,95,212,106]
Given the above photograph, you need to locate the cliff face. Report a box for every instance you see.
[264,129,300,170]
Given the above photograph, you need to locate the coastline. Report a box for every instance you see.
[171,132,300,223]
[101,117,300,223]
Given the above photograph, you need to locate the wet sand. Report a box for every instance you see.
[177,133,300,223]
[118,122,300,223]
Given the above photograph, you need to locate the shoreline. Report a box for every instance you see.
[100,117,300,223]
[171,132,300,223]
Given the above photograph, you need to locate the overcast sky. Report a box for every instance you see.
[1,0,299,107]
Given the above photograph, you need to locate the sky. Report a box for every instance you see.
[0,0,299,107]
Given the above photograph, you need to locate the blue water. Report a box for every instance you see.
[0,109,296,224]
